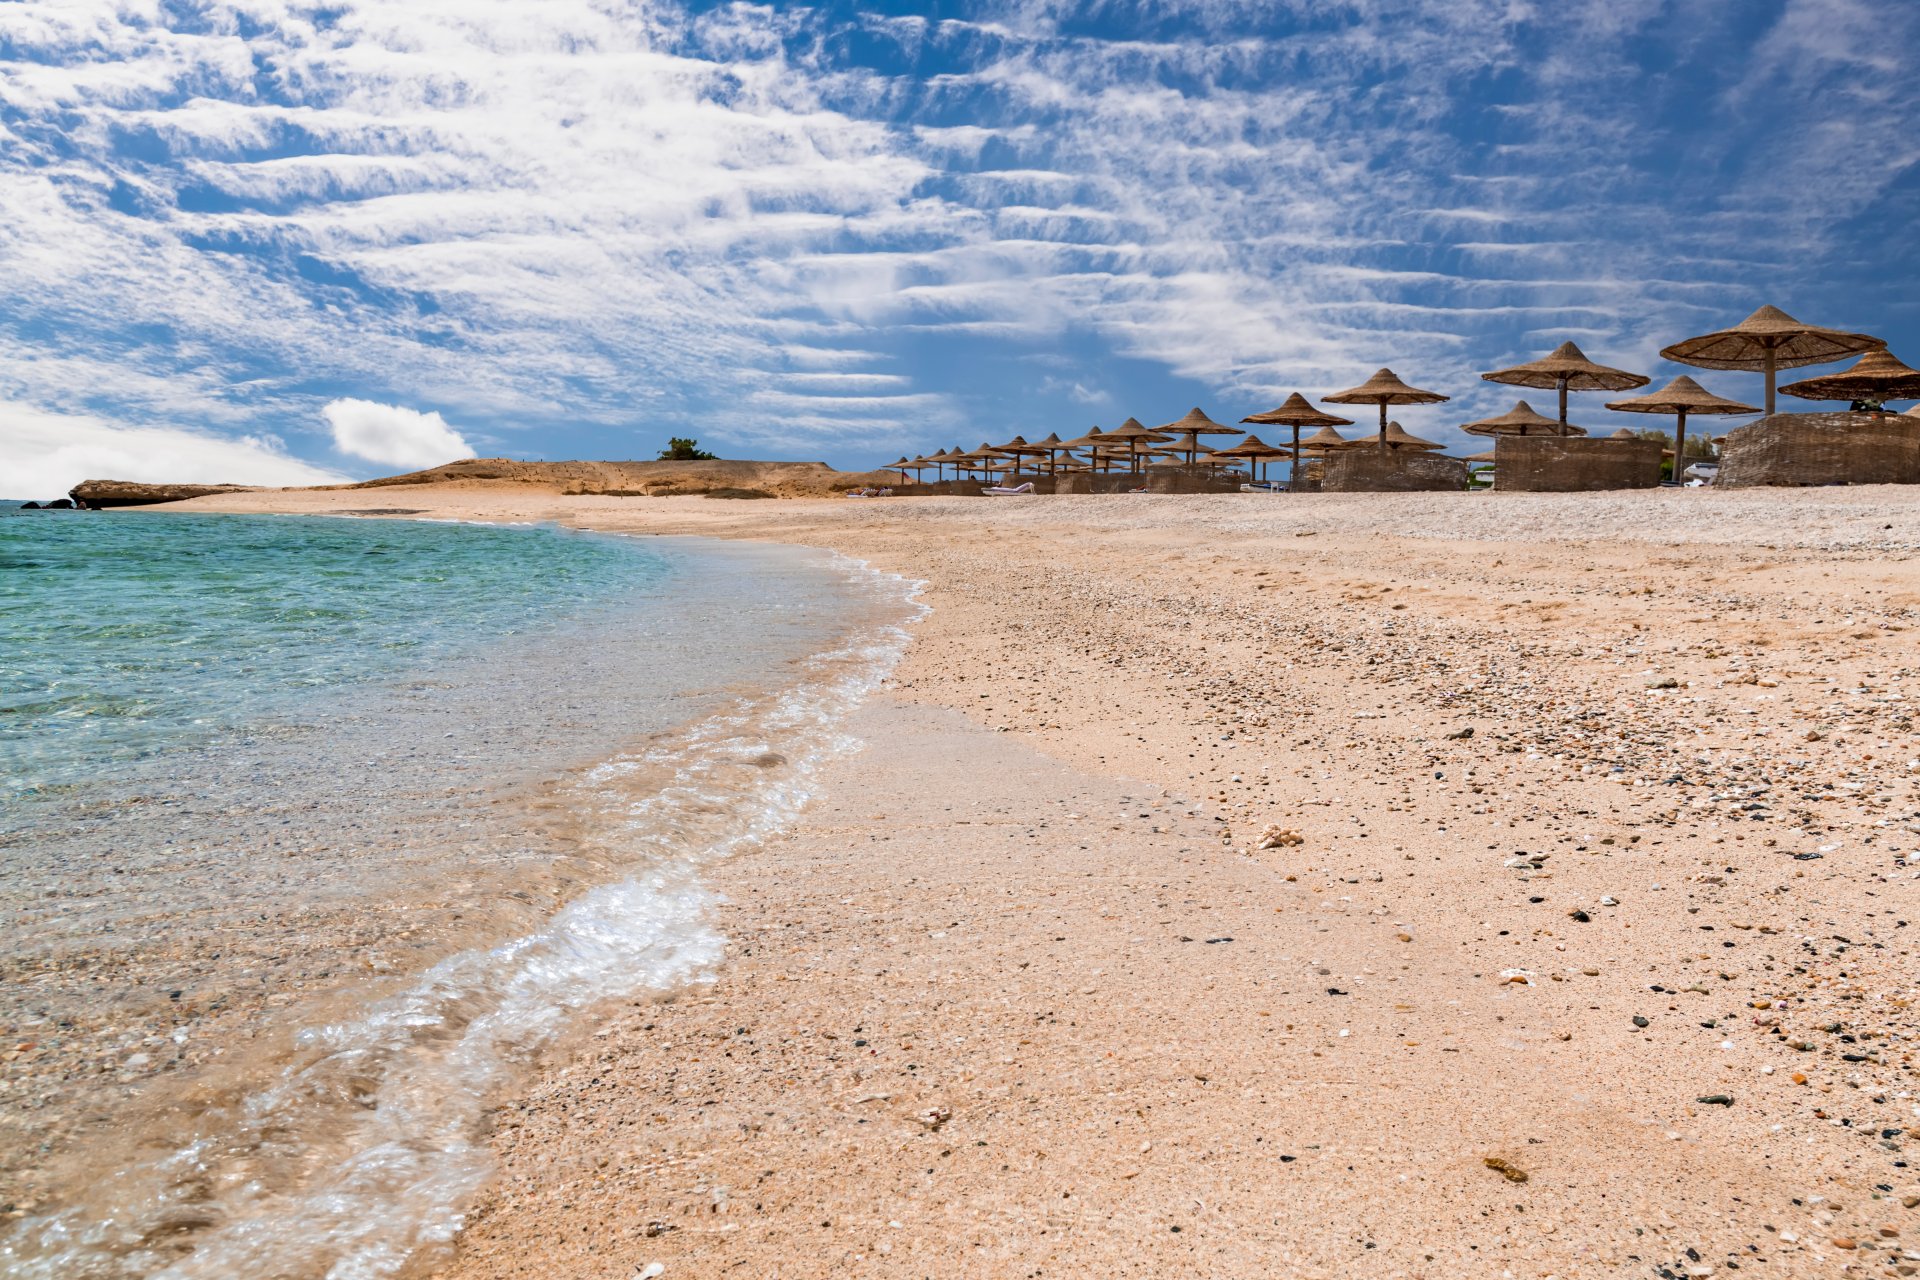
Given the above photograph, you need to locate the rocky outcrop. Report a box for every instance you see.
[1493,436,1663,492]
[69,480,261,509]
[1716,412,1920,487]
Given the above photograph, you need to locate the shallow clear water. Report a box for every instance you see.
[4,508,737,801]
[0,507,919,1278]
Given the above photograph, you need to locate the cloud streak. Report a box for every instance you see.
[0,0,1912,469]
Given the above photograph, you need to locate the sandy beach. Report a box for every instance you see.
[162,486,1920,1277]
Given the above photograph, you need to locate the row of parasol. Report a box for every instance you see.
[883,306,1920,483]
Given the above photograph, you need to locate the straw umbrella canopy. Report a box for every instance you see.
[1463,449,1497,463]
[993,434,1050,476]
[1605,375,1756,483]
[954,441,1010,481]
[1779,348,1920,408]
[1323,368,1450,450]
[1154,407,1241,465]
[1149,439,1223,464]
[1100,416,1171,472]
[1058,426,1114,472]
[1296,423,1359,453]
[1660,305,1884,415]
[1028,432,1070,474]
[1463,399,1588,438]
[1084,445,1138,475]
[1243,393,1354,481]
[1481,341,1648,434]
[1210,433,1289,483]
[939,444,977,479]
[1380,420,1444,451]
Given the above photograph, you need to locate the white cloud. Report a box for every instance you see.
[0,0,1910,465]
[0,402,349,499]
[322,399,472,470]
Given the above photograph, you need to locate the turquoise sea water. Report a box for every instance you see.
[0,506,918,1279]
[2,508,684,800]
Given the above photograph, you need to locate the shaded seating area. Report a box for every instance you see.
[866,303,1915,495]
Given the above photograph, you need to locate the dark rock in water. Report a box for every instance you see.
[44,498,75,510]
[19,501,40,509]
[68,480,260,509]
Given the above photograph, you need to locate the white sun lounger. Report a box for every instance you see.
[984,482,1035,495]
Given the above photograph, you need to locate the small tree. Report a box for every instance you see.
[658,437,717,461]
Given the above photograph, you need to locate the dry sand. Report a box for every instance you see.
[168,485,1920,1276]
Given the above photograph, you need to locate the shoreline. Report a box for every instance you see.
[0,516,915,1273]
[158,487,1920,1275]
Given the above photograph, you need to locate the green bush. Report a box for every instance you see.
[658,437,717,461]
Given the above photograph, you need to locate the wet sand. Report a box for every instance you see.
[169,486,1920,1275]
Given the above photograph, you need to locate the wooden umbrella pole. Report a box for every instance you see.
[1378,402,1388,449]
[1673,408,1689,485]
[1558,376,1569,435]
[1292,426,1302,488]
[1764,344,1778,415]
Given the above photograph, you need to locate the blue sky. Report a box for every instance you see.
[3,0,1916,492]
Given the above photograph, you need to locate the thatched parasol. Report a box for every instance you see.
[1660,305,1884,415]
[1481,341,1647,434]
[1323,369,1450,450]
[956,441,1011,481]
[1463,449,1497,463]
[1605,375,1756,483]
[1057,426,1108,471]
[1381,420,1444,451]
[1243,392,1354,481]
[1100,416,1171,472]
[993,434,1050,477]
[1149,440,1221,461]
[1210,433,1289,484]
[1028,431,1069,474]
[942,446,980,480]
[1779,348,1920,407]
[1296,423,1359,453]
[1154,407,1242,465]
[1463,399,1587,438]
